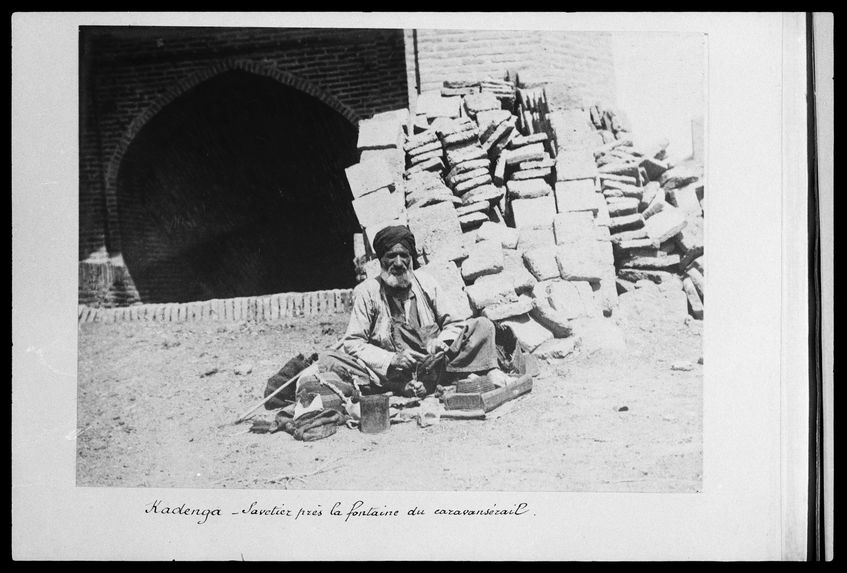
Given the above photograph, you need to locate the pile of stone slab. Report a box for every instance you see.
[479,77,517,107]
[402,85,517,261]
[588,104,632,145]
[515,86,551,136]
[436,116,501,232]
[441,79,481,98]
[344,81,703,363]
[345,108,413,280]
[581,105,705,320]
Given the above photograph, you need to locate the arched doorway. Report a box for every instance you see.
[116,70,360,303]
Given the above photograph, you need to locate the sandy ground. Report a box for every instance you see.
[77,299,703,493]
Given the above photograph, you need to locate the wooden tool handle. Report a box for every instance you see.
[233,363,316,424]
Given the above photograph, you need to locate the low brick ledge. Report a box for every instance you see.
[77,288,355,324]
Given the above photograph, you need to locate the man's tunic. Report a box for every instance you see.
[342,271,464,381]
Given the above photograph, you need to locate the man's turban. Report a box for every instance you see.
[372,225,416,260]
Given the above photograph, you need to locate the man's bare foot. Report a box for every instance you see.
[486,368,514,388]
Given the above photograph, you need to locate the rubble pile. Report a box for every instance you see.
[580,105,705,320]
[345,78,705,362]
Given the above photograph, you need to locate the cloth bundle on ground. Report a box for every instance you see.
[263,353,319,409]
[283,409,348,441]
[295,369,360,415]
[250,407,348,441]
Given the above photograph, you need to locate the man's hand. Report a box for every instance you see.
[402,380,427,398]
[389,348,426,372]
[426,339,449,355]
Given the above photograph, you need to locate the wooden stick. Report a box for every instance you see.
[233,362,318,424]
[441,409,486,420]
[493,205,508,227]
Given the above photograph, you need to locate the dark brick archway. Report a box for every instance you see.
[115,67,361,303]
[103,59,360,258]
[78,26,412,306]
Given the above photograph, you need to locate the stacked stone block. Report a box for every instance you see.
[576,104,706,320]
[348,80,704,363]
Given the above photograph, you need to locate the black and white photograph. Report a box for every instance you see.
[13,12,827,561]
[74,25,706,493]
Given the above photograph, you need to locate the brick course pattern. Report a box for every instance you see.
[77,288,355,323]
[406,30,617,110]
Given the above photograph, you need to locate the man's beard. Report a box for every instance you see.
[380,266,412,289]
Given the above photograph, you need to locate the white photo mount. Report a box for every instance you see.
[11,11,825,561]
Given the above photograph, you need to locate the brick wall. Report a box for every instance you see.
[79,26,409,306]
[406,29,617,110]
[78,288,355,324]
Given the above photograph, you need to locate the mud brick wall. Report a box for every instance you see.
[80,26,409,306]
[407,29,617,110]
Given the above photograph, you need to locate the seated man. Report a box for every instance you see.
[321,225,505,398]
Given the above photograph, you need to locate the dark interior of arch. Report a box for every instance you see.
[117,70,360,303]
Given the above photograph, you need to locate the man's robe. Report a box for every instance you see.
[336,271,499,390]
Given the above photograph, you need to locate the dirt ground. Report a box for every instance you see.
[77,298,703,493]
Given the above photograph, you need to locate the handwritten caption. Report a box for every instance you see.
[144,499,530,525]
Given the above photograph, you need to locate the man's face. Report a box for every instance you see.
[379,243,412,289]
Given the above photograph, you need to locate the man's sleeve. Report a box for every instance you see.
[428,280,465,346]
[341,285,394,379]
